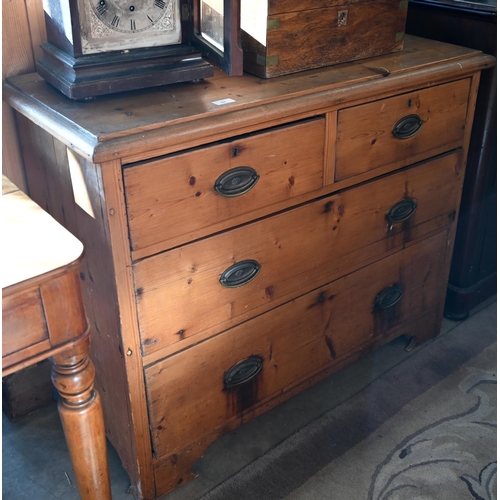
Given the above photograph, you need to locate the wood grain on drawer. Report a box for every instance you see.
[2,288,48,356]
[335,79,470,181]
[145,231,448,458]
[124,118,325,255]
[134,152,462,357]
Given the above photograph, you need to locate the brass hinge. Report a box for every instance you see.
[257,54,279,67]
[267,18,281,30]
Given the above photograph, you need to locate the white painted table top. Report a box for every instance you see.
[2,175,84,289]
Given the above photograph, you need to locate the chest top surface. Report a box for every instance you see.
[3,36,495,164]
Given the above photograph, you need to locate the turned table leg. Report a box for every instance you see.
[51,337,112,500]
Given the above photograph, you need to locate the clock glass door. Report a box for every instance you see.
[200,0,224,51]
[190,0,243,75]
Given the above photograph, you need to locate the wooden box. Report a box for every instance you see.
[241,0,409,78]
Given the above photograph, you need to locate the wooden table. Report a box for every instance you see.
[2,175,111,500]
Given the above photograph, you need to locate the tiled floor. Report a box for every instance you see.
[2,297,496,499]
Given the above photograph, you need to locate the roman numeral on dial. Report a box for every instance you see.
[154,0,166,9]
[111,15,120,27]
[97,1,107,14]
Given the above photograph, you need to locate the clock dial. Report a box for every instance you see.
[80,0,181,53]
[91,0,168,33]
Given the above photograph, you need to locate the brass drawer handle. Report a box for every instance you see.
[387,198,417,224]
[214,167,260,197]
[220,260,261,288]
[374,284,404,310]
[392,114,423,139]
[224,356,263,388]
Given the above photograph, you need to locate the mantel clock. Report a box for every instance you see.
[37,0,242,99]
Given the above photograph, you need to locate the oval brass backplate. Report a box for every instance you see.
[392,114,423,139]
[214,166,259,197]
[387,198,417,224]
[220,260,261,288]
[374,284,404,310]
[224,356,263,388]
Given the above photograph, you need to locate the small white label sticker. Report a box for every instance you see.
[212,98,236,106]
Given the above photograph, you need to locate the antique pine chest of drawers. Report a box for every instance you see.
[3,36,494,500]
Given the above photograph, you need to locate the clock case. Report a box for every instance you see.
[37,0,243,99]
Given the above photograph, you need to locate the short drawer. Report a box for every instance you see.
[2,288,48,357]
[144,231,448,458]
[124,118,325,255]
[335,79,470,181]
[133,151,462,356]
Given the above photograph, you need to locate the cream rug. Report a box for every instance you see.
[286,342,497,500]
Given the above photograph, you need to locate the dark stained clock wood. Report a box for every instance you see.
[37,0,242,99]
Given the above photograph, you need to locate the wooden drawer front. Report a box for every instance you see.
[335,79,470,181]
[124,118,325,255]
[134,152,462,356]
[2,288,49,357]
[145,231,448,458]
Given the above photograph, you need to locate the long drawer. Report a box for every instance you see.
[144,231,448,458]
[124,118,325,255]
[134,151,463,356]
[335,79,470,181]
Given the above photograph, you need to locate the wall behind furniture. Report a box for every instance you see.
[2,0,47,192]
